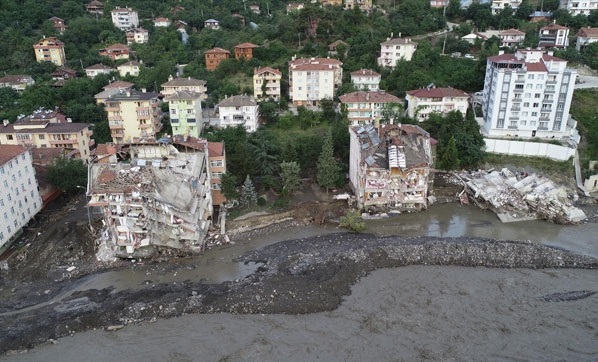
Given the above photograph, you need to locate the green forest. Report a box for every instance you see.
[1,0,598,191]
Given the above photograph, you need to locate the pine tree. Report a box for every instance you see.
[280,161,301,195]
[316,130,340,193]
[240,175,258,208]
[439,135,461,171]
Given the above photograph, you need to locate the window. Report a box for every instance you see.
[211,172,223,179]
[210,160,223,167]
[187,118,196,123]
[533,103,539,108]
[531,112,538,116]
[3,212,6,220]
[3,180,7,187]
[534,94,541,98]
[523,102,530,107]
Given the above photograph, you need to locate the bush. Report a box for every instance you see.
[339,209,366,233]
[257,197,267,207]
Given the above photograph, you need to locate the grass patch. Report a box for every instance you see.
[484,153,574,179]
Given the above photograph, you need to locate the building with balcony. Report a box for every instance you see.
[234,42,259,60]
[217,95,259,132]
[405,86,470,121]
[339,90,403,126]
[111,7,139,30]
[0,145,43,252]
[349,123,433,211]
[0,109,94,161]
[94,81,135,104]
[33,37,66,66]
[161,76,208,102]
[86,0,104,14]
[559,0,597,15]
[344,0,373,11]
[539,23,570,48]
[165,91,203,140]
[154,17,171,28]
[0,75,35,93]
[104,89,163,144]
[480,49,577,140]
[491,0,522,14]
[377,37,417,68]
[49,17,67,34]
[126,28,149,44]
[350,69,381,91]
[576,27,598,51]
[288,57,343,107]
[87,143,213,258]
[205,47,230,71]
[253,67,282,102]
[85,63,115,78]
[118,61,141,77]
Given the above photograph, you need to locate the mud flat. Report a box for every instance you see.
[1,233,597,355]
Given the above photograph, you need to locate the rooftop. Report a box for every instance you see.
[351,69,380,77]
[161,77,206,87]
[339,90,401,103]
[406,87,469,98]
[218,94,257,107]
[0,145,27,165]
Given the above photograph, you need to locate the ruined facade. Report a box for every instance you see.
[88,143,213,258]
[349,124,433,211]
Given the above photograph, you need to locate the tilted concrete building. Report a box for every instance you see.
[88,143,213,258]
[349,124,434,211]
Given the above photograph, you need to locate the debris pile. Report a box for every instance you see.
[457,168,586,224]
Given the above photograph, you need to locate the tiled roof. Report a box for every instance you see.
[329,40,348,48]
[0,145,26,165]
[0,122,91,134]
[351,69,380,77]
[541,23,568,31]
[406,87,469,98]
[31,147,66,165]
[577,27,598,37]
[289,57,342,71]
[164,90,201,101]
[118,61,140,67]
[35,37,64,46]
[499,28,525,35]
[104,80,135,89]
[526,62,547,71]
[0,75,33,84]
[161,77,206,87]
[106,89,160,101]
[208,142,224,157]
[254,67,282,76]
[205,47,230,54]
[104,43,129,51]
[339,91,401,103]
[218,95,257,107]
[234,42,259,49]
[86,63,114,70]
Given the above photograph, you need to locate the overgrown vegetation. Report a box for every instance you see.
[46,157,88,194]
[339,209,366,233]
[570,89,598,177]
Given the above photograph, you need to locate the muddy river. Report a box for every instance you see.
[4,204,598,361]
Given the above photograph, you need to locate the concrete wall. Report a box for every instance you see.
[484,138,575,161]
[584,174,598,193]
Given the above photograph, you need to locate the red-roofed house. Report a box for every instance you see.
[405,86,469,121]
[576,27,598,51]
[99,44,130,60]
[539,23,569,48]
[350,69,381,91]
[234,42,259,60]
[339,91,403,126]
[0,75,35,93]
[288,57,343,106]
[253,67,282,102]
[480,49,577,140]
[205,47,230,71]
[49,17,67,33]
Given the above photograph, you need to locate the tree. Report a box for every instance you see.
[280,161,301,195]
[220,173,238,202]
[439,135,461,170]
[46,157,88,194]
[316,130,340,192]
[240,175,258,208]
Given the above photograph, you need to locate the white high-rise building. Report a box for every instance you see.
[0,145,43,251]
[288,57,343,107]
[481,49,577,140]
[111,7,139,31]
[559,0,598,15]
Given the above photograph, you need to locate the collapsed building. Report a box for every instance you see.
[88,142,213,258]
[458,168,586,224]
[349,123,434,211]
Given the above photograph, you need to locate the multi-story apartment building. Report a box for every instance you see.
[350,69,381,91]
[111,7,139,30]
[481,49,577,139]
[161,76,208,102]
[0,110,94,161]
[0,145,43,251]
[339,90,403,126]
[207,141,226,206]
[94,81,135,104]
[234,43,259,60]
[165,91,203,139]
[253,67,282,102]
[344,0,373,11]
[33,37,66,66]
[559,0,597,15]
[126,28,149,44]
[118,61,141,77]
[205,47,230,71]
[105,89,163,144]
[377,37,417,68]
[217,95,259,132]
[405,86,470,121]
[539,23,570,48]
[87,143,213,258]
[99,43,130,60]
[576,27,598,51]
[349,124,433,211]
[288,57,343,107]
[491,0,522,14]
[0,75,35,93]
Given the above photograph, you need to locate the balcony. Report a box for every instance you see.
[108,115,123,122]
[138,123,152,129]
[105,106,120,112]
[109,120,124,130]
[49,139,78,145]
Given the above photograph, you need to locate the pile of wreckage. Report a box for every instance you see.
[456,168,586,225]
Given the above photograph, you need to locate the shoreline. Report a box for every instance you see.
[1,232,597,355]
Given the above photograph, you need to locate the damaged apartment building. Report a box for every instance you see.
[88,142,212,258]
[349,123,434,211]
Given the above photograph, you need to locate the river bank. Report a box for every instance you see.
[1,232,597,355]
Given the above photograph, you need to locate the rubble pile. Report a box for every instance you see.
[457,168,586,224]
